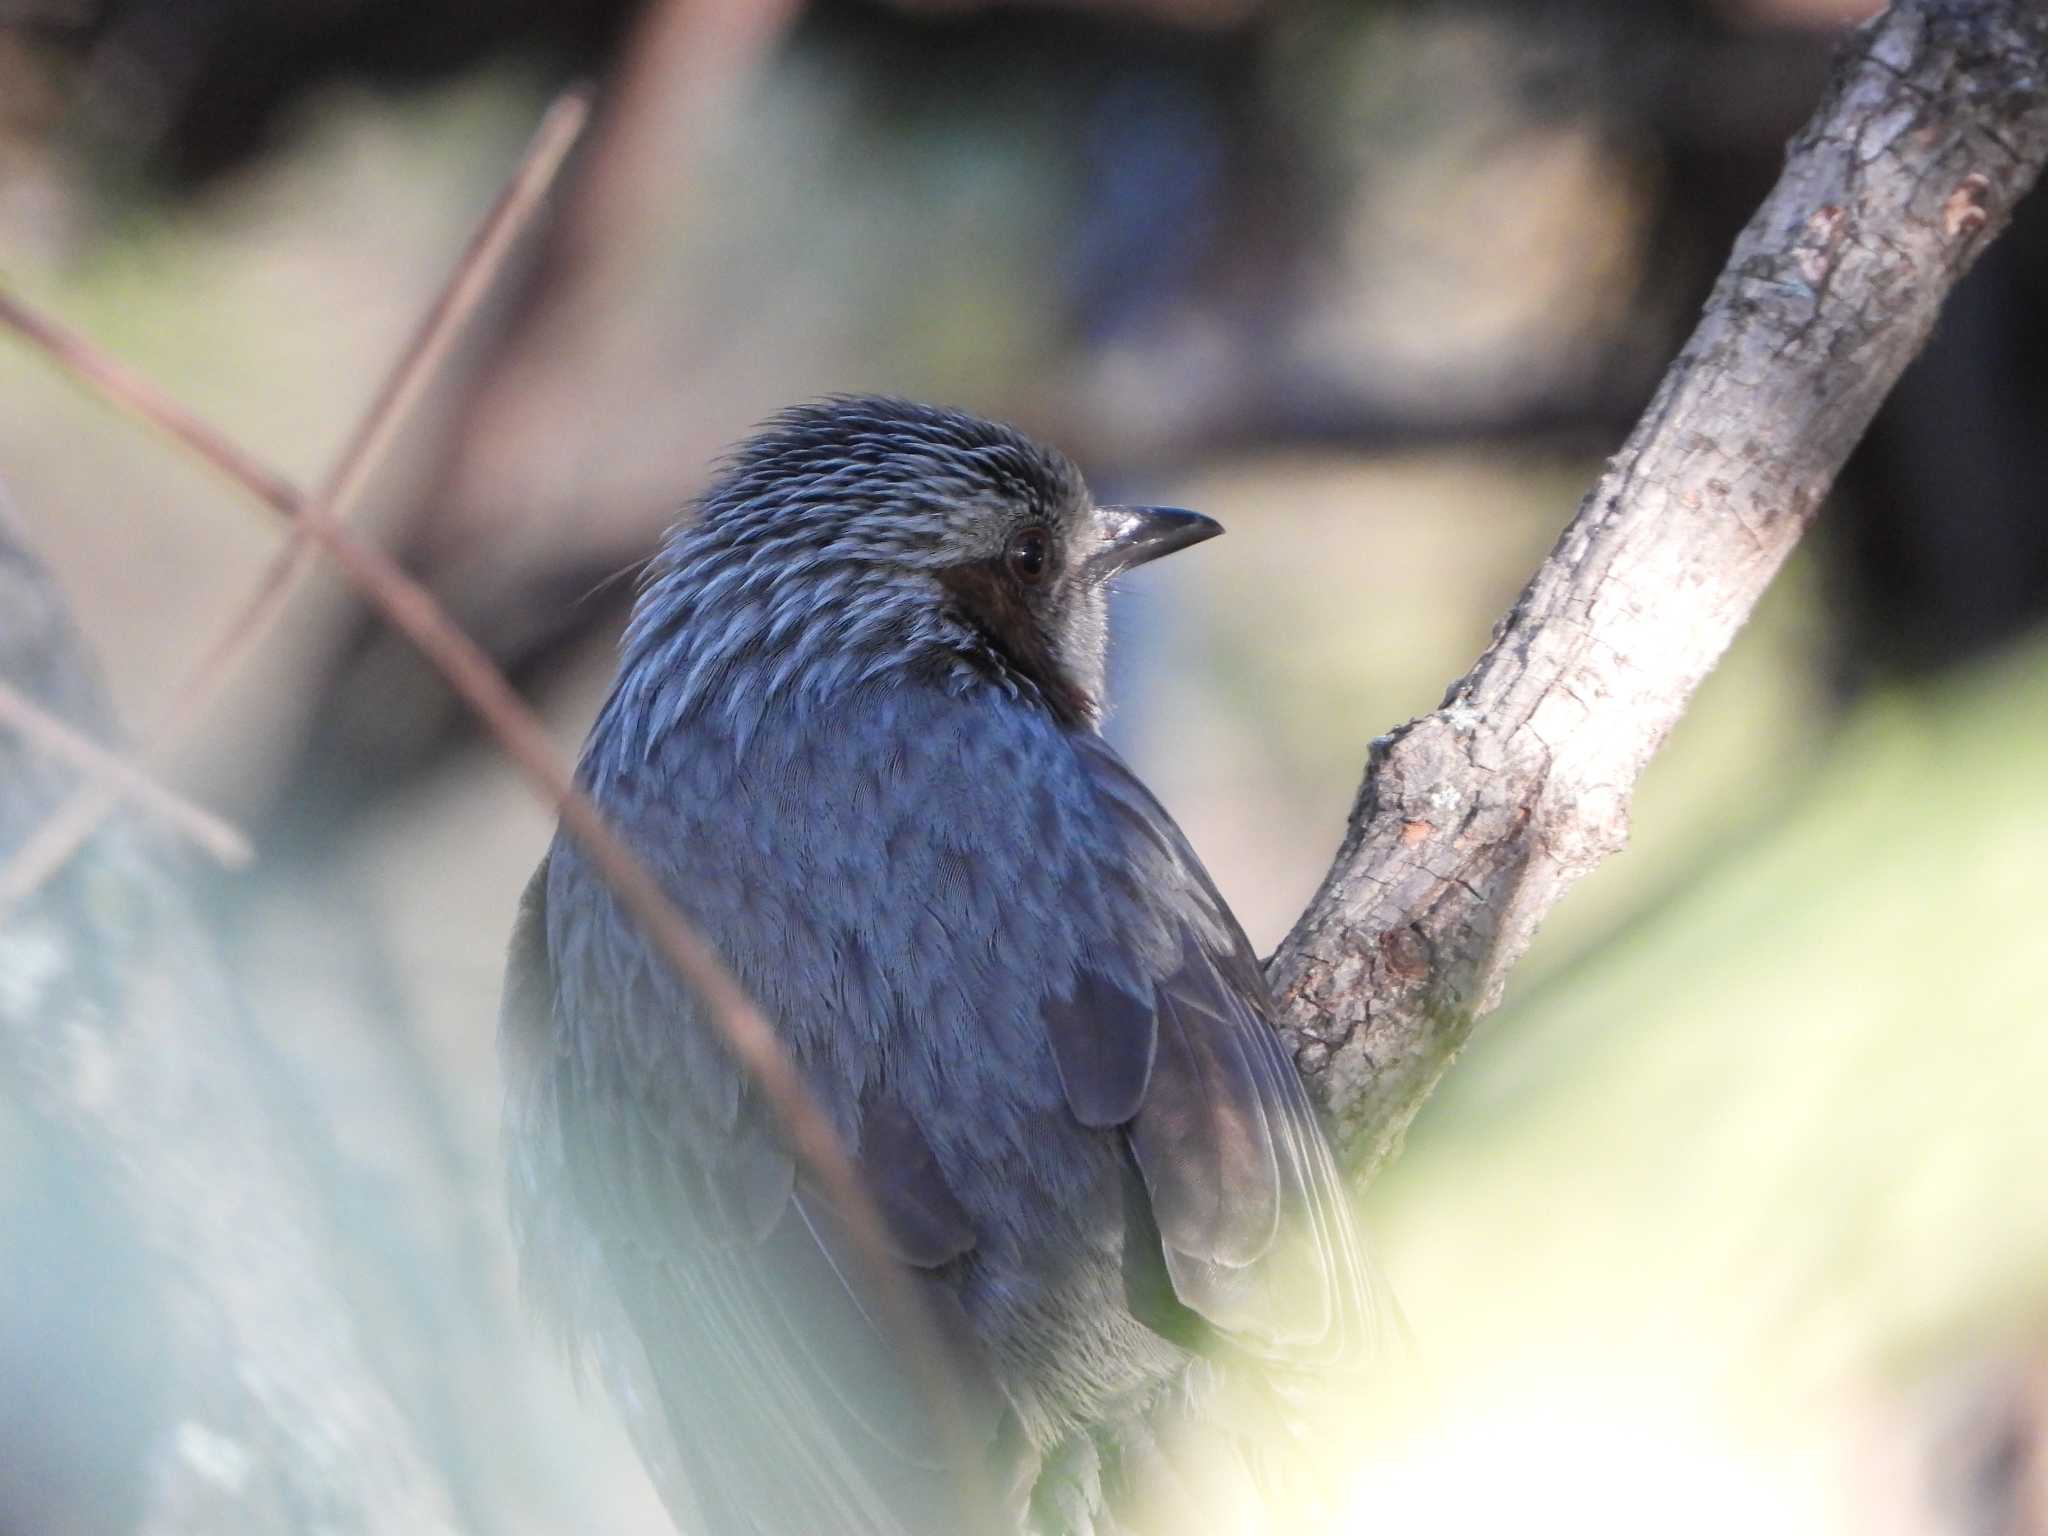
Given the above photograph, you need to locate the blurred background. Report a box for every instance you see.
[3,0,2047,1531]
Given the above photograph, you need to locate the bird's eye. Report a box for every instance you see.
[1007,526,1050,585]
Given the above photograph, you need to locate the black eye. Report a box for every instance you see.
[1006,526,1050,584]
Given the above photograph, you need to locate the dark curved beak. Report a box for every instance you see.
[1086,505,1223,581]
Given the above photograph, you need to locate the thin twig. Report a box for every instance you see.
[0,677,251,868]
[0,91,593,912]
[0,212,995,1535]
[316,90,595,525]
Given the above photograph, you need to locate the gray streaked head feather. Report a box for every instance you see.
[597,397,1114,775]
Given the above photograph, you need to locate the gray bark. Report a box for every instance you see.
[1269,0,2048,1177]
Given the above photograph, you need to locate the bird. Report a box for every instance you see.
[500,396,1383,1536]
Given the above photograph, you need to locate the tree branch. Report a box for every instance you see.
[1271,0,2048,1178]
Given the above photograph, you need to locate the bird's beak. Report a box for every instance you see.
[1086,505,1223,581]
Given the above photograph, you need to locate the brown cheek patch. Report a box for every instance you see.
[936,560,1092,727]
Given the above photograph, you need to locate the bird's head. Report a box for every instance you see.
[625,397,1220,733]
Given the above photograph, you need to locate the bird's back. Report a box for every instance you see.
[507,673,1378,1532]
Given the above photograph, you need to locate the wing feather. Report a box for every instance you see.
[1127,943,1280,1267]
[855,1091,978,1267]
[1043,967,1158,1128]
[1070,738,1380,1367]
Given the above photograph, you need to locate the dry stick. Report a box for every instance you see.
[0,677,251,866]
[390,0,801,634]
[1270,0,2048,1179]
[0,244,996,1536]
[0,90,591,914]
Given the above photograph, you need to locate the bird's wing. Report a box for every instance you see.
[1058,735,1382,1367]
[502,850,1004,1536]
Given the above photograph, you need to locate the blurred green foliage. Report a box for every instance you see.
[1362,627,2048,1522]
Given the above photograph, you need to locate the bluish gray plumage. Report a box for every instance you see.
[501,397,1381,1535]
